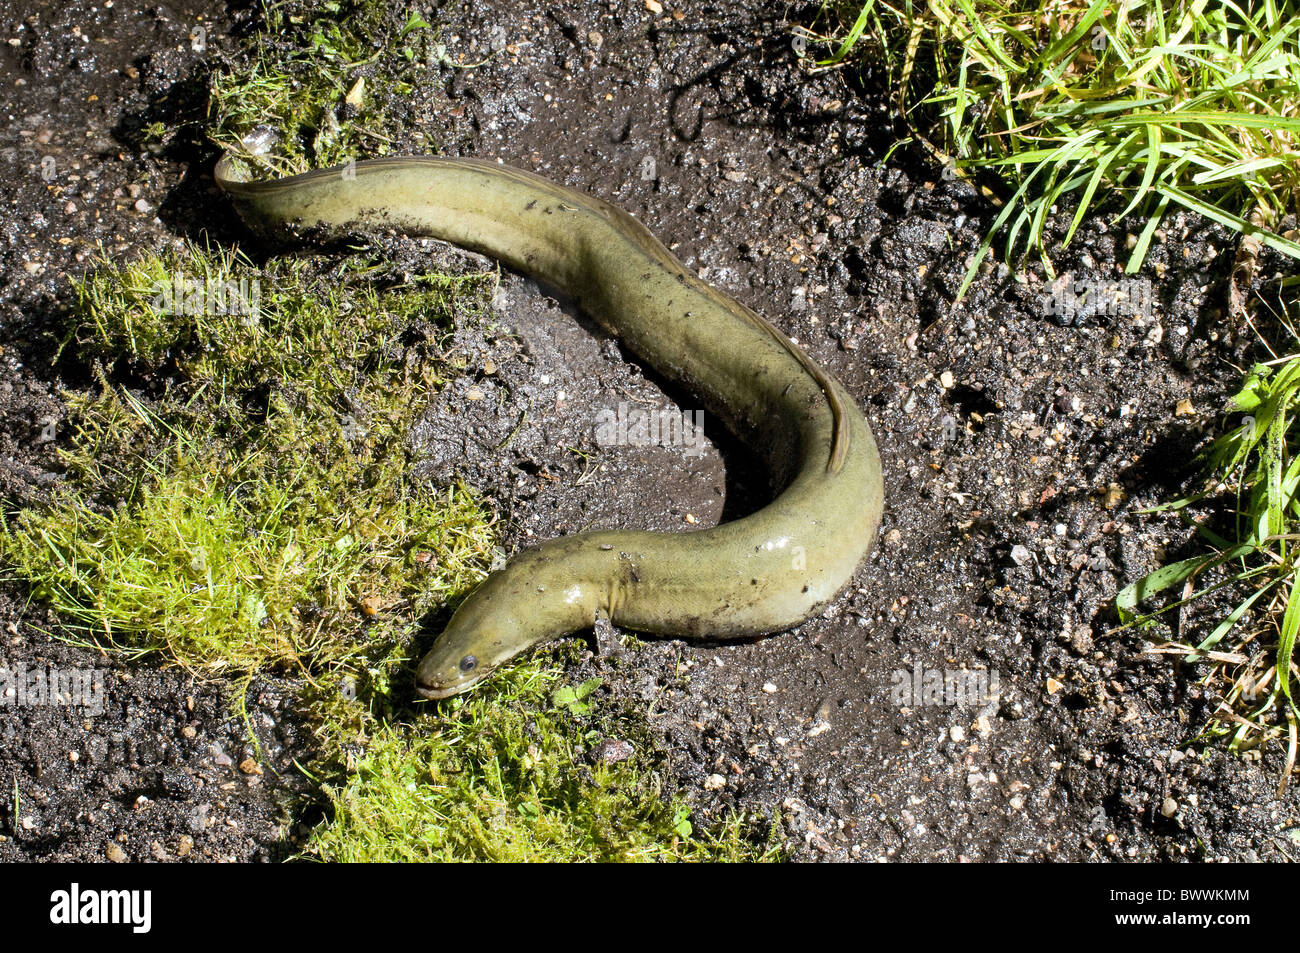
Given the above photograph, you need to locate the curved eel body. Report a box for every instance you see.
[214,154,884,699]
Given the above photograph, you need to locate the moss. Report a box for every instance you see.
[307,663,781,862]
[4,245,498,680]
[208,0,441,176]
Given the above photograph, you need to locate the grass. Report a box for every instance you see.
[811,0,1300,297]
[1116,289,1300,780]
[5,245,496,676]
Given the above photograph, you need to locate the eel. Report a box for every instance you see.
[213,153,884,699]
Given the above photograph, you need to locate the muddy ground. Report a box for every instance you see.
[1,0,1297,862]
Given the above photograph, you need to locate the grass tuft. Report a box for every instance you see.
[816,0,1300,295]
[1117,291,1300,770]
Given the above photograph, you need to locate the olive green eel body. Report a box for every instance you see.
[214,154,884,698]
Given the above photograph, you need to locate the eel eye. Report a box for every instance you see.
[459,655,478,673]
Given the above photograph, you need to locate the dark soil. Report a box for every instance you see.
[1,0,1296,861]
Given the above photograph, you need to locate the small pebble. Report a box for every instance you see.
[589,738,634,764]
[106,842,127,863]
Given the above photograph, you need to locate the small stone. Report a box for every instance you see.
[106,842,127,863]
[465,386,484,401]
[1010,544,1032,566]
[345,76,365,109]
[181,725,196,739]
[1160,797,1178,817]
[239,758,263,776]
[939,370,955,389]
[703,773,726,790]
[949,725,965,743]
[1103,483,1125,509]
[1046,677,1064,695]
[134,198,151,214]
[587,31,603,49]
[1175,399,1195,416]
[1054,392,1081,414]
[177,835,193,857]
[1009,794,1025,810]
[762,682,778,694]
[589,738,634,764]
[644,0,664,13]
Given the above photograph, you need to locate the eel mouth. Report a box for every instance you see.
[415,681,459,700]
[415,674,484,700]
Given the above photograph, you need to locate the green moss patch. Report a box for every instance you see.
[310,664,780,862]
[5,245,495,678]
[208,0,442,176]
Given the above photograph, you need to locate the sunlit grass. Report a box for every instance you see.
[813,0,1300,295]
[1117,290,1300,780]
[4,246,497,679]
